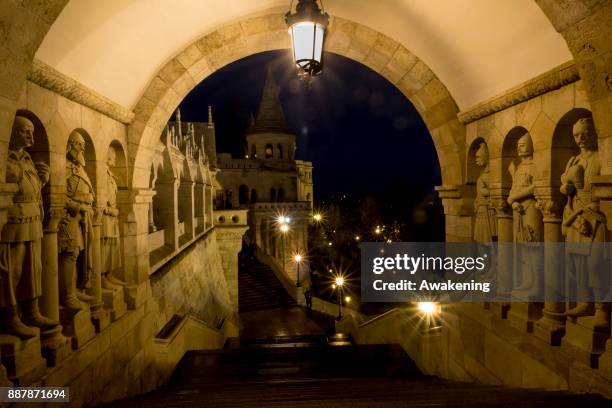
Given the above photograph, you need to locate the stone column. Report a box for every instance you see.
[117,189,155,310]
[490,183,512,318]
[534,195,566,345]
[40,201,71,365]
[592,176,612,375]
[214,210,248,317]
[89,208,109,332]
[179,180,195,243]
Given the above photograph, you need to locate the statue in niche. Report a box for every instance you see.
[0,115,58,338]
[561,117,610,328]
[473,142,496,242]
[58,131,95,310]
[101,148,125,290]
[507,132,543,292]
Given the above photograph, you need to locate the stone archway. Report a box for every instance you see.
[1,2,610,181]
[127,14,466,191]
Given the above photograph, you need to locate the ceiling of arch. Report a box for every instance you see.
[35,0,572,111]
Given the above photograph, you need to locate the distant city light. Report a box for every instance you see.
[345,296,351,303]
[355,235,360,241]
[313,213,322,222]
[328,242,333,246]
[335,276,344,287]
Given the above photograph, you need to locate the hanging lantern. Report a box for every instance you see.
[285,0,330,78]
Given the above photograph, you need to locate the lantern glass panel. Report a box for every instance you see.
[290,22,325,68]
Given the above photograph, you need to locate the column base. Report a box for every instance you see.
[0,335,47,386]
[561,316,610,368]
[60,307,96,350]
[507,301,543,333]
[124,283,148,310]
[534,312,566,346]
[40,325,72,366]
[102,288,127,321]
[91,304,110,333]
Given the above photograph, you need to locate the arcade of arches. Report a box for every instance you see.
[0,0,611,405]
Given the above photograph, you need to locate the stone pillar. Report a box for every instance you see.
[89,208,109,332]
[534,195,566,345]
[179,180,195,243]
[491,184,512,318]
[40,201,71,365]
[591,176,612,374]
[118,189,155,310]
[214,210,248,315]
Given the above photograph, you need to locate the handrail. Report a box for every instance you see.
[357,307,402,328]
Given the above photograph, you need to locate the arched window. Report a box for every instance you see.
[265,144,274,159]
[239,184,249,205]
[250,188,258,203]
[270,187,277,202]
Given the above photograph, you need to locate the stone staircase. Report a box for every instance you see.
[238,252,295,311]
[108,333,610,407]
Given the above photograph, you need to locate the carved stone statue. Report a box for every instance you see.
[58,131,95,310]
[473,142,496,242]
[101,148,125,290]
[507,132,543,292]
[0,115,58,338]
[561,118,610,329]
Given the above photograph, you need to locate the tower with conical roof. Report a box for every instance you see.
[246,67,296,162]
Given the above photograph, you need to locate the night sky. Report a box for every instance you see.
[178,50,441,206]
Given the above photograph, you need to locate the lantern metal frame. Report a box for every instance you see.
[285,0,330,77]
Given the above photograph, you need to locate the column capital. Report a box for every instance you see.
[434,184,475,216]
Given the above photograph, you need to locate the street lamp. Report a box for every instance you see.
[279,222,290,274]
[335,275,344,320]
[294,253,303,287]
[285,0,330,78]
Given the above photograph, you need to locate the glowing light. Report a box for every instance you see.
[335,276,344,287]
[355,235,360,241]
[280,224,289,233]
[386,239,392,243]
[418,302,439,315]
[294,254,303,263]
[344,296,351,303]
[328,242,332,246]
[286,217,292,224]
[328,268,333,273]
[331,284,336,289]
[277,215,287,224]
[375,227,381,234]
[313,213,322,222]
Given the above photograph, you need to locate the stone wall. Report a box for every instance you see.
[339,304,612,398]
[23,226,239,407]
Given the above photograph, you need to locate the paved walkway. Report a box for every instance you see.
[239,306,335,339]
